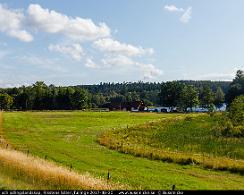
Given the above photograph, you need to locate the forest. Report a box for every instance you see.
[0,70,243,111]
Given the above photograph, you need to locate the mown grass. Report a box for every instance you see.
[2,111,244,190]
[98,114,244,174]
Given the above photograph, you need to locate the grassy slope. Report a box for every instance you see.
[153,115,244,159]
[2,111,244,190]
[99,115,244,174]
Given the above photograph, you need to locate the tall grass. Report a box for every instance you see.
[98,115,244,175]
[0,148,125,190]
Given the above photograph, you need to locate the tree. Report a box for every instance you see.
[178,85,199,112]
[15,90,29,110]
[32,81,48,110]
[199,85,215,108]
[226,70,244,103]
[214,86,225,108]
[91,93,106,108]
[0,93,13,110]
[159,81,184,108]
[228,95,244,126]
[71,88,90,109]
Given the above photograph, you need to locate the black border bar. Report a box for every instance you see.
[1,191,244,195]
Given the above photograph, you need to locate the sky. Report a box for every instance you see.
[0,0,243,87]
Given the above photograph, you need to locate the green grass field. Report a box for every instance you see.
[1,111,244,190]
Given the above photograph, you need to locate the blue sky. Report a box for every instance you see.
[0,0,243,87]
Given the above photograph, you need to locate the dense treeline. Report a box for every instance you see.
[83,82,161,107]
[0,70,243,111]
[0,82,90,110]
[82,80,230,108]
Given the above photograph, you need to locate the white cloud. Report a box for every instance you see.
[85,57,97,68]
[180,7,192,23]
[0,3,111,42]
[48,44,84,61]
[164,4,192,24]
[0,4,33,42]
[164,5,184,12]
[93,38,160,79]
[101,55,134,67]
[93,38,154,57]
[27,4,111,41]
[0,3,161,80]
[99,54,162,79]
[137,63,163,79]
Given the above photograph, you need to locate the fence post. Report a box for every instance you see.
[107,170,110,183]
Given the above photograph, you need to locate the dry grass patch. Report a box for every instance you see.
[0,148,125,189]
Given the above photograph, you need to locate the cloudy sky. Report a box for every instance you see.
[0,0,243,87]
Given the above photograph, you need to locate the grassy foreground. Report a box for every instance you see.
[1,111,244,189]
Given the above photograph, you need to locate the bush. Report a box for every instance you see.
[213,95,244,137]
[214,116,233,137]
[215,117,243,138]
[228,95,244,126]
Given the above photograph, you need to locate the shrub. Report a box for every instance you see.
[213,95,244,137]
[228,95,244,126]
[214,122,231,137]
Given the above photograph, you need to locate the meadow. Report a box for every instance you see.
[99,114,244,174]
[1,111,244,190]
